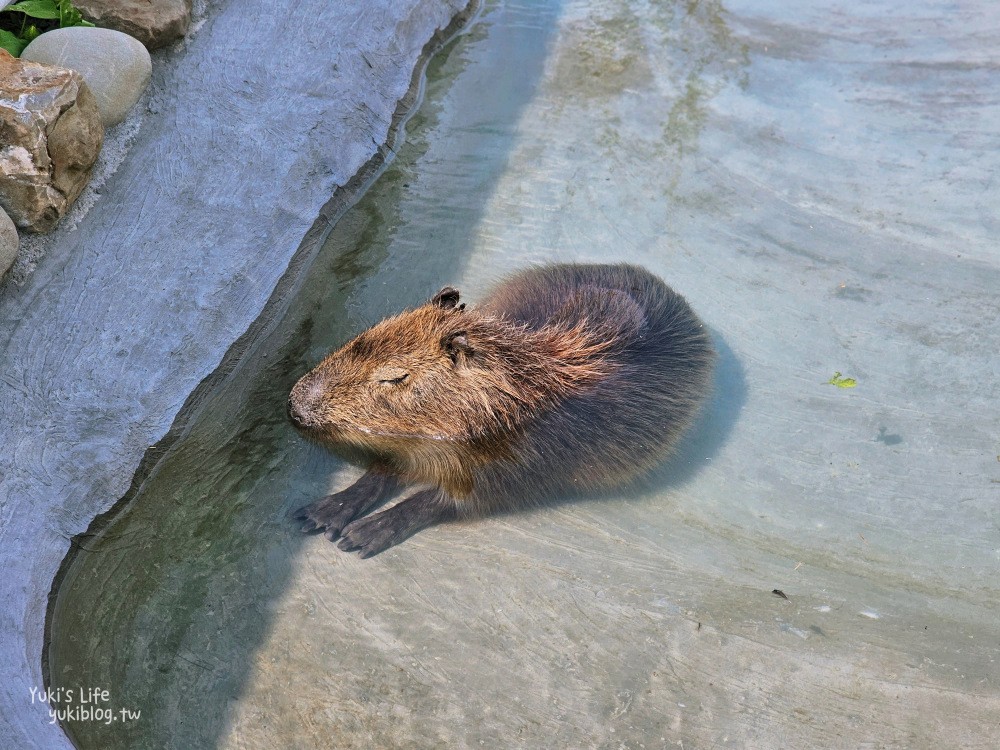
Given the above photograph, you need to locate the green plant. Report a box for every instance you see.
[0,0,94,57]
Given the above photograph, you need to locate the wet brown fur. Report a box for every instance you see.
[289,263,715,555]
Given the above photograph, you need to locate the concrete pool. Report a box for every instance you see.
[22,0,1000,747]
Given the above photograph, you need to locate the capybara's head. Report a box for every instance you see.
[288,287,483,446]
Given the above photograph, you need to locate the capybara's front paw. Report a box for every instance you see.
[293,470,399,541]
[337,513,404,559]
[336,489,452,558]
[294,495,364,541]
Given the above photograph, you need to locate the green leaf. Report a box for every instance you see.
[52,0,92,28]
[826,371,857,389]
[57,0,77,26]
[4,0,61,20]
[0,29,29,56]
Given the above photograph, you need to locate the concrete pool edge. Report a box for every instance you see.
[0,1,476,747]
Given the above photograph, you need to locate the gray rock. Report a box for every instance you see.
[74,0,192,50]
[0,206,16,278]
[0,49,104,233]
[22,27,152,127]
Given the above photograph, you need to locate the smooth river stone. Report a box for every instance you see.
[22,27,152,127]
[0,206,17,277]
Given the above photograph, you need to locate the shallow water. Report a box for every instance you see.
[49,1,999,747]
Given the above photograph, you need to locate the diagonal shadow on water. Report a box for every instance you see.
[43,4,565,748]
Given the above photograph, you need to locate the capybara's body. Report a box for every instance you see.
[289,263,714,557]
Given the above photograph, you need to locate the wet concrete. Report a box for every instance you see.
[42,0,1000,747]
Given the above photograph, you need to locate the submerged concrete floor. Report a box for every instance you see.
[0,0,470,747]
[43,0,1000,747]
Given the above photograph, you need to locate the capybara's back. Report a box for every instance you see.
[289,263,715,557]
[471,263,715,513]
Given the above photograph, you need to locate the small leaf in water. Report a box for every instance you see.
[826,371,857,388]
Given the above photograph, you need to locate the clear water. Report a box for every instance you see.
[49,1,999,747]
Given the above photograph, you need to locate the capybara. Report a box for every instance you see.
[288,263,714,557]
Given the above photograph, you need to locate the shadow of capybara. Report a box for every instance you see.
[288,263,715,557]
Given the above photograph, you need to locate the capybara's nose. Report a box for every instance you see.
[287,394,306,427]
[287,380,315,428]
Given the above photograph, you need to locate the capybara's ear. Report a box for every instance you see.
[443,330,474,363]
[432,286,461,309]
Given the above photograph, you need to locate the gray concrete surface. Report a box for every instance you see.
[42,0,1000,748]
[0,0,470,747]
